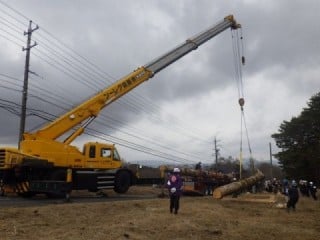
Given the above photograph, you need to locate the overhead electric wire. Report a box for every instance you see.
[0,77,22,88]
[35,28,163,115]
[0,76,209,163]
[0,27,25,45]
[0,97,199,164]
[86,127,197,164]
[94,118,205,160]
[28,77,73,109]
[85,130,193,164]
[0,14,24,31]
[0,0,29,24]
[29,35,164,116]
[0,18,24,36]
[0,84,21,93]
[32,30,165,117]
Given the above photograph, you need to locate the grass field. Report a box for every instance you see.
[0,187,319,240]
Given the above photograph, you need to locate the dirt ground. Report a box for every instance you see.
[0,186,319,240]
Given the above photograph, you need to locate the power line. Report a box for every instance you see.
[0,0,30,23]
[0,97,199,164]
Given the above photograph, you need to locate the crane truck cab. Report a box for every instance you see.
[82,142,122,169]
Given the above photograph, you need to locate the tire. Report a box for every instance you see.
[114,170,131,194]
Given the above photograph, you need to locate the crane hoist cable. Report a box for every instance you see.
[231,27,253,178]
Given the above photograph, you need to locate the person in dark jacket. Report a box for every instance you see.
[167,167,183,214]
[308,182,317,200]
[287,180,299,212]
[195,162,202,170]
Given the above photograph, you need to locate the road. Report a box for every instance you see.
[0,191,162,208]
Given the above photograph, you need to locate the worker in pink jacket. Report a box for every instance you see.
[167,167,183,214]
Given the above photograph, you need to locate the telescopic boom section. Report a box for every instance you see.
[145,15,240,74]
[23,15,240,143]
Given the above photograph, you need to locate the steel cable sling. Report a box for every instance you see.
[231,27,254,179]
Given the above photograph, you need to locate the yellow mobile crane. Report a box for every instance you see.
[0,15,240,198]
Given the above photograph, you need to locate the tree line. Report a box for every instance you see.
[271,92,320,184]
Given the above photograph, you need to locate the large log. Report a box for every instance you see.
[161,166,232,179]
[213,170,265,199]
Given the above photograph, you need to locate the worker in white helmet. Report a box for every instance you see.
[308,181,317,200]
[166,167,183,214]
[287,180,299,212]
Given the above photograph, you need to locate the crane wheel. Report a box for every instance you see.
[114,170,131,194]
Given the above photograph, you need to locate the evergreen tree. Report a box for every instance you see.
[271,92,320,183]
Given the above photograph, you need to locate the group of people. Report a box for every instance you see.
[279,179,317,212]
[166,167,318,214]
[264,178,317,199]
[264,178,281,193]
[255,177,318,213]
[298,180,317,200]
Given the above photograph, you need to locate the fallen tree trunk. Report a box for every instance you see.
[213,170,265,199]
[161,166,232,179]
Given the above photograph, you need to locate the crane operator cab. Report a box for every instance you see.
[82,142,123,169]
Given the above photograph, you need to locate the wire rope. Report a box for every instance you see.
[231,27,254,178]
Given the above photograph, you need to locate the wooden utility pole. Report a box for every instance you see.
[269,142,273,179]
[19,20,38,148]
[213,137,220,169]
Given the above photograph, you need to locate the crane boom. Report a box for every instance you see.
[23,15,240,143]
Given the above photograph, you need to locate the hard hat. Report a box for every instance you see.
[292,180,297,187]
[173,167,180,173]
[170,187,176,193]
[309,181,313,185]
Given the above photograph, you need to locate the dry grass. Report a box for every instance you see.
[0,187,319,240]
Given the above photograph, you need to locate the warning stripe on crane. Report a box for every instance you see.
[15,182,30,193]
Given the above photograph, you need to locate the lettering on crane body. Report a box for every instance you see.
[104,69,147,103]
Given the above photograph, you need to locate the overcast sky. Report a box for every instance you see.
[0,0,319,167]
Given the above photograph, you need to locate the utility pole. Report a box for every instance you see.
[213,137,220,169]
[19,20,38,148]
[269,142,273,179]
